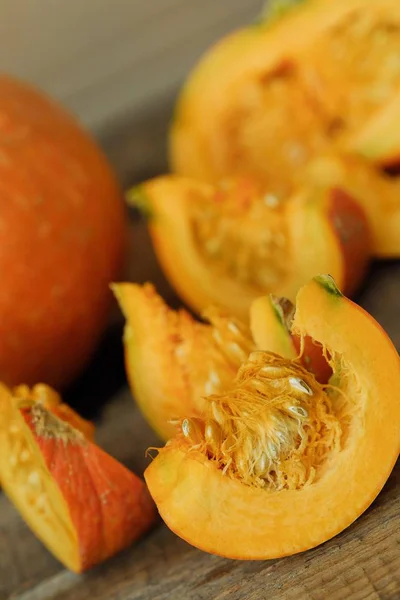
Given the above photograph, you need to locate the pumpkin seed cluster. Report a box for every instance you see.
[180,350,342,491]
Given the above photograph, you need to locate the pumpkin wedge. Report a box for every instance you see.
[145,275,400,559]
[170,0,400,256]
[114,283,331,441]
[112,282,255,440]
[128,175,369,321]
[0,384,156,572]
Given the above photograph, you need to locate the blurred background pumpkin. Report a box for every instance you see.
[0,76,127,388]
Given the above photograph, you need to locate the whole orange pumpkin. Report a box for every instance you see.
[0,76,127,388]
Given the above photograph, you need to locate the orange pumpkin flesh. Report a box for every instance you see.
[0,384,156,572]
[129,175,369,321]
[112,282,255,440]
[170,0,400,256]
[145,275,400,560]
[348,92,400,167]
[250,295,331,383]
[0,76,127,388]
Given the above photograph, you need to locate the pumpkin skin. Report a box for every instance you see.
[129,174,369,322]
[170,0,400,256]
[0,76,127,388]
[0,383,156,572]
[145,275,400,560]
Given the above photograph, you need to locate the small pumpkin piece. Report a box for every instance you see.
[145,275,400,559]
[250,294,331,383]
[112,282,255,440]
[0,384,156,572]
[129,175,369,321]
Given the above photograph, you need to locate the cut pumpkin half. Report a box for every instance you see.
[145,275,400,559]
[128,175,369,321]
[0,384,156,572]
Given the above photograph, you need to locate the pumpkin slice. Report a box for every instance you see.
[128,175,369,321]
[145,275,400,559]
[250,295,331,383]
[112,282,255,440]
[169,0,400,256]
[0,384,156,572]
[305,154,400,258]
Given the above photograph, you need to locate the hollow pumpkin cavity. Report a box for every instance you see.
[176,348,356,492]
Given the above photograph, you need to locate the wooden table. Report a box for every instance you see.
[1,110,400,599]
